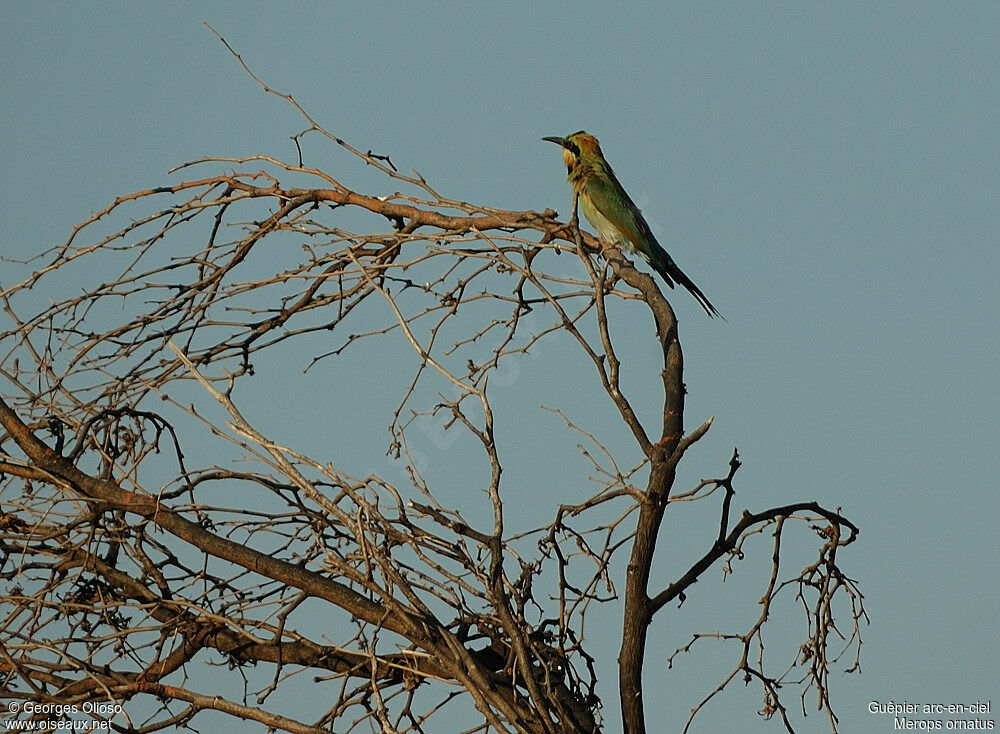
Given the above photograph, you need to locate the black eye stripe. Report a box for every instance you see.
[566,141,580,156]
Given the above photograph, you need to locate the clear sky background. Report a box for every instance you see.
[2,3,998,733]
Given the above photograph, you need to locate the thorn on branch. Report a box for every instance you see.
[365,150,397,171]
[813,523,837,539]
[291,133,305,167]
[717,447,742,542]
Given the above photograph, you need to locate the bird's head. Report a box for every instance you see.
[542,131,604,172]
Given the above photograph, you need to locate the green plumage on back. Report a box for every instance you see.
[543,131,721,318]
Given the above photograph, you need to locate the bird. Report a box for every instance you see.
[543,131,721,317]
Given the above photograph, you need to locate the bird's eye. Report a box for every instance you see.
[565,141,580,157]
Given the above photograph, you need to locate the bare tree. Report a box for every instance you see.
[0,33,865,734]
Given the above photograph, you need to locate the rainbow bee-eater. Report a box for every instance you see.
[543,131,720,317]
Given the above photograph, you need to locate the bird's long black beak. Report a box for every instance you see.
[542,136,566,147]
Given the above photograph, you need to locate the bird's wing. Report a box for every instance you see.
[584,167,662,260]
[585,166,723,317]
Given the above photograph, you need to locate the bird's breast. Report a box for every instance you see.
[579,192,631,250]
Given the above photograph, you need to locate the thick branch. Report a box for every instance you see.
[0,397,422,639]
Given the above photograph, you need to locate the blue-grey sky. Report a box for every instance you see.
[2,3,998,733]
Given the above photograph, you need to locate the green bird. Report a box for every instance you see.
[543,131,720,317]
